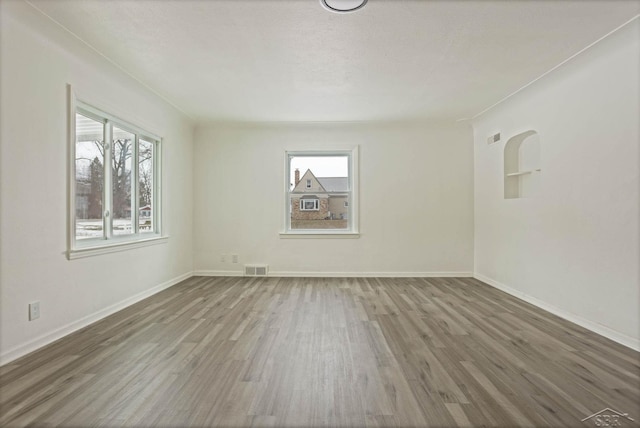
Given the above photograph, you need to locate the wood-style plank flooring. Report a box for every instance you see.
[1,276,639,427]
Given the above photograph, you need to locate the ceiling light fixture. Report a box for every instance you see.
[320,0,368,14]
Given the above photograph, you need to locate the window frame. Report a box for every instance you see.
[300,199,320,211]
[282,147,359,238]
[68,88,165,259]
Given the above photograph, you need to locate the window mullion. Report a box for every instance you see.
[132,134,139,234]
[104,122,113,239]
[153,140,160,234]
[285,154,292,231]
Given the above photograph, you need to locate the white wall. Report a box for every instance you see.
[193,121,474,276]
[0,1,194,363]
[473,20,639,349]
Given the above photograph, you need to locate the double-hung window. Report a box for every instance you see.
[69,99,163,258]
[283,147,358,236]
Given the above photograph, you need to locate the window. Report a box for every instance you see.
[284,147,358,236]
[300,199,320,211]
[70,98,162,258]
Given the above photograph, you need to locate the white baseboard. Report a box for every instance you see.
[474,273,640,352]
[194,270,473,278]
[0,271,193,366]
[272,271,473,278]
[193,270,244,277]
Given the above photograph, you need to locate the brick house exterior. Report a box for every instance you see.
[291,169,348,220]
[292,196,329,220]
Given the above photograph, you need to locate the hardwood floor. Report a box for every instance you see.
[1,276,639,427]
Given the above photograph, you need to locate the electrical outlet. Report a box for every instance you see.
[231,254,239,263]
[220,254,226,263]
[29,301,40,321]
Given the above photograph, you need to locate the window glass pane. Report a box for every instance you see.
[75,113,104,239]
[112,127,134,235]
[289,155,349,230]
[139,139,154,232]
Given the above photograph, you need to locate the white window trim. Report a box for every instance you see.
[67,85,165,259]
[306,179,312,189]
[67,236,169,260]
[300,199,320,211]
[282,146,359,238]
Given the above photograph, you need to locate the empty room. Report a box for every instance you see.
[0,0,638,427]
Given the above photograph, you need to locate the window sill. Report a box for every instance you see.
[67,235,169,260]
[279,232,360,239]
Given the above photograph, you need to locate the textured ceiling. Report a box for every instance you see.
[29,0,640,122]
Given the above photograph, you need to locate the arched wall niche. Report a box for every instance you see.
[504,130,541,199]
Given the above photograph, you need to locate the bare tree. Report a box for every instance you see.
[111,138,132,218]
[80,138,151,220]
[139,143,153,207]
[88,156,103,219]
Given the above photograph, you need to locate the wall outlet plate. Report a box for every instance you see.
[29,301,40,321]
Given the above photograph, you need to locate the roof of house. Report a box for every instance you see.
[317,177,348,192]
[292,169,348,193]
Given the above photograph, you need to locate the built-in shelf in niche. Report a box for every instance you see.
[506,168,541,177]
[504,130,541,199]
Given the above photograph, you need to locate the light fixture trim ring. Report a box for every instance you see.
[320,0,368,14]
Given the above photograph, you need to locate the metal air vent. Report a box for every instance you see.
[487,132,501,144]
[245,264,268,277]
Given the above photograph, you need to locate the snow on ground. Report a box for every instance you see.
[76,219,150,238]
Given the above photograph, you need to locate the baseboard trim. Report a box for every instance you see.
[272,271,474,278]
[474,273,640,352]
[193,270,244,277]
[0,271,193,366]
[194,270,473,278]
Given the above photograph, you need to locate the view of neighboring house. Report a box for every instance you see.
[291,169,349,220]
[139,205,152,218]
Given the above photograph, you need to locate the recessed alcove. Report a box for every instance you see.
[504,130,541,199]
